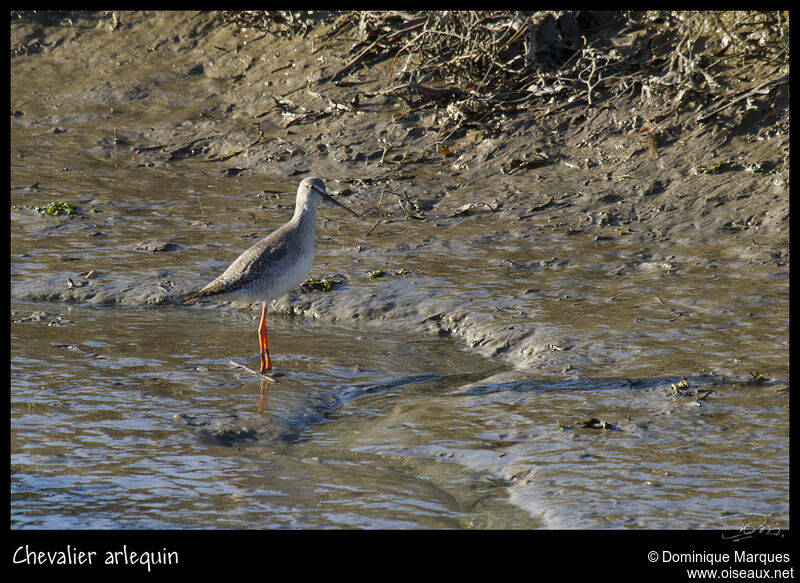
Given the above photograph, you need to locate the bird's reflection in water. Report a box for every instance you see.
[257,376,272,416]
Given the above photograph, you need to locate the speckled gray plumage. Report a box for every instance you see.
[184,177,356,305]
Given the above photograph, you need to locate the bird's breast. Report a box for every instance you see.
[244,246,314,303]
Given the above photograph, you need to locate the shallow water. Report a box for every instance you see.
[10,299,789,529]
[11,16,789,530]
[11,299,789,529]
[11,302,541,529]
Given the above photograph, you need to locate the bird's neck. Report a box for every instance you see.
[291,196,318,233]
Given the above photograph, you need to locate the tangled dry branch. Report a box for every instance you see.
[221,10,789,139]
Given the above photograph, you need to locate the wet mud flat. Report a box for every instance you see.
[11,11,789,529]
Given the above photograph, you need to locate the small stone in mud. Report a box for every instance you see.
[135,240,178,252]
[581,417,618,430]
[643,180,665,196]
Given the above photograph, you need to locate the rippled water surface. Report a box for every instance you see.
[12,302,542,528]
[11,295,789,528]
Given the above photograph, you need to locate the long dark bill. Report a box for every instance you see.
[313,184,359,217]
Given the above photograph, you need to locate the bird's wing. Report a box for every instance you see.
[183,233,290,303]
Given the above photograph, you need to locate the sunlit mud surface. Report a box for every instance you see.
[11,12,788,529]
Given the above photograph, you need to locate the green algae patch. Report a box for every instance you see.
[302,277,343,292]
[36,200,77,217]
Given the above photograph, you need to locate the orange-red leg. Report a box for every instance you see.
[258,302,271,372]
